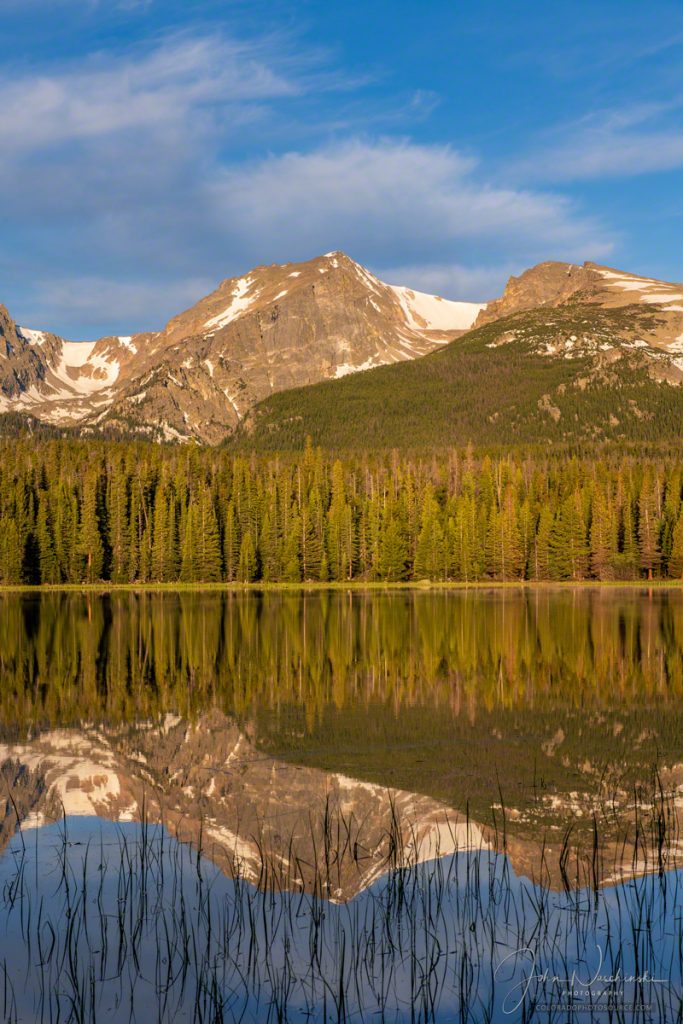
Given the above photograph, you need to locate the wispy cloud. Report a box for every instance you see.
[1,31,613,334]
[0,33,298,153]
[516,98,683,182]
[211,139,612,265]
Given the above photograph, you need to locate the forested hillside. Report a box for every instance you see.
[1,438,682,584]
[238,302,683,450]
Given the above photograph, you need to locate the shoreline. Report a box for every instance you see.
[0,579,681,594]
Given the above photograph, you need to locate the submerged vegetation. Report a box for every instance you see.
[0,806,681,1022]
[2,438,683,584]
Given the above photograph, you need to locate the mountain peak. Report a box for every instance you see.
[474,259,683,329]
[0,253,485,442]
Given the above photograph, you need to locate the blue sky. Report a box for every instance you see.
[2,0,683,338]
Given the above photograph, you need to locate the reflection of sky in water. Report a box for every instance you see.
[0,819,679,1023]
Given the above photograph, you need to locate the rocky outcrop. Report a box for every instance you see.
[475,260,683,345]
[0,253,484,444]
[474,262,600,326]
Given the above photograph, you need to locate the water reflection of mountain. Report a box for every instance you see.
[0,714,490,901]
[2,589,683,890]
[2,712,681,894]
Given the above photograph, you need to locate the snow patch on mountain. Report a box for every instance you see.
[335,357,379,378]
[391,286,485,332]
[642,293,683,304]
[54,341,120,396]
[17,327,46,345]
[597,268,683,305]
[205,276,258,330]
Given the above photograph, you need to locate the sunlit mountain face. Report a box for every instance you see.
[0,252,484,444]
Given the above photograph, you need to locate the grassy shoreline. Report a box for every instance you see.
[0,579,682,594]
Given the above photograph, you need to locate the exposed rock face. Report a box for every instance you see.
[0,253,484,444]
[474,262,599,326]
[476,261,683,349]
[0,305,52,400]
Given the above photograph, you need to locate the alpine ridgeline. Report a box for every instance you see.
[5,255,683,448]
[241,260,683,449]
[0,252,483,444]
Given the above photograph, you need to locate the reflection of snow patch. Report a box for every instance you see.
[118,803,138,823]
[20,812,46,831]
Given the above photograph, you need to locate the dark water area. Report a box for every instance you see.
[0,588,682,1020]
[0,820,680,1023]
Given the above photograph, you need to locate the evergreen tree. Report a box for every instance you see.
[414,488,446,580]
[548,491,588,581]
[638,470,662,579]
[283,508,302,582]
[79,473,104,583]
[379,515,409,581]
[108,468,129,583]
[0,516,23,583]
[37,492,60,584]
[196,488,222,582]
[223,501,240,582]
[238,531,257,582]
[668,511,683,578]
[590,484,618,580]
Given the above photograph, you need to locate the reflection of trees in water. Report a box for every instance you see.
[1,590,683,730]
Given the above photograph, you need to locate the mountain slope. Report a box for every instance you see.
[475,260,683,330]
[1,253,484,443]
[237,267,683,450]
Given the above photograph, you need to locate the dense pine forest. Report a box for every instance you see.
[0,438,683,584]
[236,303,683,451]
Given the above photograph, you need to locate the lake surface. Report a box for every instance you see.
[0,588,682,1021]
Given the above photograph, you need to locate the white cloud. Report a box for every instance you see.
[0,34,614,332]
[211,139,612,266]
[517,100,683,182]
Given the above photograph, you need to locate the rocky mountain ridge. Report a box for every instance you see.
[4,254,683,446]
[1,252,484,444]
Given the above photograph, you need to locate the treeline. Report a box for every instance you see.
[1,439,683,584]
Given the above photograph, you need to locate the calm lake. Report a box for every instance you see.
[0,588,682,1021]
